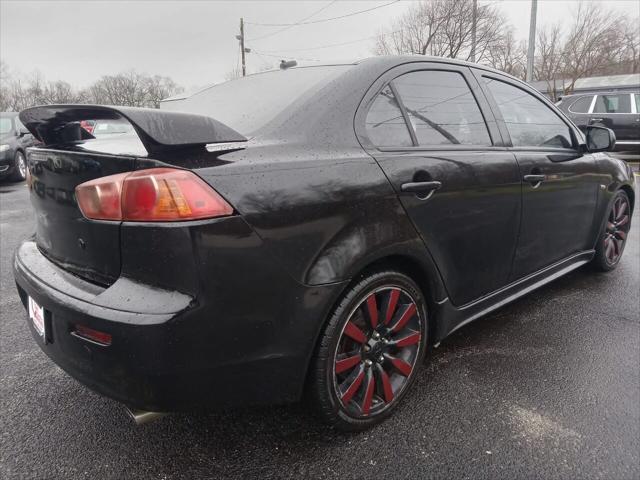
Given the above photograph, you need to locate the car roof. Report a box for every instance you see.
[162,56,522,104]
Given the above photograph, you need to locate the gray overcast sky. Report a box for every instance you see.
[1,0,638,89]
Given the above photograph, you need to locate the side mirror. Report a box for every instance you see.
[18,127,30,137]
[585,125,615,153]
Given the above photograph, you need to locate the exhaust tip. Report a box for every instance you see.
[125,407,167,425]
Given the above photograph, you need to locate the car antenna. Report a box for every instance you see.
[280,60,297,70]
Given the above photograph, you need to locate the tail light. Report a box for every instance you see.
[75,168,233,222]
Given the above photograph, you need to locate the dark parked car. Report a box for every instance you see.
[557,91,640,151]
[0,112,37,181]
[13,57,635,431]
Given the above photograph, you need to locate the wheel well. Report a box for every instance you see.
[302,253,442,399]
[620,185,635,213]
[335,254,440,345]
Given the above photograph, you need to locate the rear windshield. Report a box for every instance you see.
[161,65,353,135]
[0,117,14,134]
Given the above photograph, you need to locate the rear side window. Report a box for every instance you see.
[635,94,640,113]
[365,85,413,147]
[593,94,631,113]
[484,77,573,148]
[393,71,491,146]
[569,96,593,113]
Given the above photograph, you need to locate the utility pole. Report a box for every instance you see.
[240,17,246,77]
[526,0,537,82]
[471,0,477,63]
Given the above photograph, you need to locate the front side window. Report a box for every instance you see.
[593,94,631,113]
[484,77,573,148]
[364,85,413,147]
[393,71,491,146]
[569,96,593,113]
[635,93,640,113]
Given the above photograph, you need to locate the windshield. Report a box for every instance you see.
[161,65,353,135]
[0,117,14,135]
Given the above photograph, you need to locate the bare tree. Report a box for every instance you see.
[88,71,182,108]
[375,0,639,92]
[374,0,508,63]
[224,67,243,81]
[609,16,640,74]
[532,25,565,99]
[560,2,626,94]
[0,66,183,111]
[483,29,527,79]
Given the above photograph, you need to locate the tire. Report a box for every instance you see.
[309,269,428,431]
[592,190,632,272]
[10,150,27,182]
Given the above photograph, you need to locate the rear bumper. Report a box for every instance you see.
[14,235,346,412]
[14,240,194,411]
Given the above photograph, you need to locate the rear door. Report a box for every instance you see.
[357,64,521,307]
[590,93,635,141]
[564,94,595,131]
[477,72,599,280]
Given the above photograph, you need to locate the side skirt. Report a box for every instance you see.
[433,250,595,343]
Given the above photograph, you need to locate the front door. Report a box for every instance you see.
[359,65,521,306]
[479,73,600,280]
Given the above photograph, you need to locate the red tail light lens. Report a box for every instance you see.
[73,324,112,346]
[76,168,233,222]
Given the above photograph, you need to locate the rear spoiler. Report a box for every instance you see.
[19,105,247,156]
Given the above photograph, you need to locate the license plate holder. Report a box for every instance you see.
[28,296,46,339]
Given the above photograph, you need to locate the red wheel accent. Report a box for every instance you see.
[335,354,362,374]
[341,368,366,404]
[388,355,412,376]
[333,286,423,418]
[393,331,421,347]
[377,365,394,403]
[343,321,366,343]
[366,295,378,328]
[361,372,376,415]
[604,196,631,265]
[384,289,400,325]
[390,303,416,333]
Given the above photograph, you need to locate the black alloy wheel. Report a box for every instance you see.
[11,151,27,182]
[310,270,428,431]
[593,190,632,271]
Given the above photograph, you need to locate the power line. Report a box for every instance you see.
[247,0,338,41]
[245,0,400,27]
[248,30,401,56]
[250,50,320,62]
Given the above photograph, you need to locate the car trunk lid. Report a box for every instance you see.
[20,104,247,286]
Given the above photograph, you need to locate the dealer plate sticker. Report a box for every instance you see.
[28,296,45,338]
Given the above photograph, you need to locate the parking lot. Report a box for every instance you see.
[0,175,638,479]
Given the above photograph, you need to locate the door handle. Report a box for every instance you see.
[523,174,546,185]
[590,118,603,123]
[400,181,442,194]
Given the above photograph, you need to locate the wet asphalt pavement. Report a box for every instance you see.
[1,176,638,480]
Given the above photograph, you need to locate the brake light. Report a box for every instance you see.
[75,168,233,222]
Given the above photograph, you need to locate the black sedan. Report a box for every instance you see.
[13,57,635,431]
[0,112,37,181]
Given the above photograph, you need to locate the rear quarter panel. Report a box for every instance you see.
[197,144,435,289]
